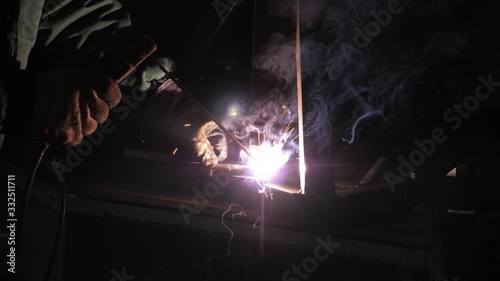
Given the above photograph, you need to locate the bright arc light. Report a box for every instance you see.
[245,143,292,181]
[227,100,244,118]
[228,106,238,117]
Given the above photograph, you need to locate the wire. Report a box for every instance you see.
[250,0,257,101]
[17,141,68,281]
[205,204,247,281]
[347,0,381,61]
[43,163,69,281]
[19,142,50,239]
[348,0,364,31]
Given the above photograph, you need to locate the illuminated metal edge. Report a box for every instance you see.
[119,155,299,195]
[295,0,306,194]
[262,183,301,194]
[66,195,444,273]
[233,177,301,194]
[215,163,247,171]
[229,175,301,194]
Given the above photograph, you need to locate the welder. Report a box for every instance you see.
[0,0,142,167]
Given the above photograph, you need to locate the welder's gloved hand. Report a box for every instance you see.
[34,67,121,146]
[193,121,228,167]
[121,56,174,91]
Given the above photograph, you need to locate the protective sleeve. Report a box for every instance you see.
[26,0,135,72]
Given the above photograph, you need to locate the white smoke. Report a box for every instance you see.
[251,0,469,156]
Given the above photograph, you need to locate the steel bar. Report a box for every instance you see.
[296,0,306,194]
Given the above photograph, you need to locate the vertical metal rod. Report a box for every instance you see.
[296,0,306,194]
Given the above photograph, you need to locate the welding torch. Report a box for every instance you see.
[102,36,157,86]
[39,36,158,142]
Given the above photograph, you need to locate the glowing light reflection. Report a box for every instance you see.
[244,142,293,181]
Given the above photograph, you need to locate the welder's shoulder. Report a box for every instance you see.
[29,0,136,70]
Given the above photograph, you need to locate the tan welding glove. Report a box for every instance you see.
[34,67,121,146]
[193,121,228,167]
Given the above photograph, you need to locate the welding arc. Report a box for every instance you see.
[149,56,254,160]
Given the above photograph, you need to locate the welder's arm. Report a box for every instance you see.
[1,59,121,147]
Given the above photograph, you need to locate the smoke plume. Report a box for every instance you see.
[249,0,470,157]
[195,0,476,166]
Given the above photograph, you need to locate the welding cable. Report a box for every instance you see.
[17,141,68,281]
[42,167,68,281]
[19,142,50,241]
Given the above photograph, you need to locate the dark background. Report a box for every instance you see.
[3,1,500,280]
